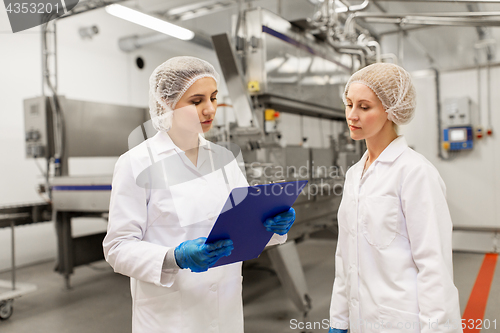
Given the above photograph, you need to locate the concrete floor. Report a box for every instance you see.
[0,237,499,333]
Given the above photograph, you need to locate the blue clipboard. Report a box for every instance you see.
[206,180,308,268]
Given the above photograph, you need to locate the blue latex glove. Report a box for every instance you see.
[174,237,233,273]
[328,328,347,333]
[263,207,296,235]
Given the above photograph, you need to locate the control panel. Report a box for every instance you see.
[442,98,474,152]
[443,126,473,151]
[23,97,54,158]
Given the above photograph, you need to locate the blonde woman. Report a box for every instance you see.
[328,63,462,333]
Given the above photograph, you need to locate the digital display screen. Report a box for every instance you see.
[450,129,466,142]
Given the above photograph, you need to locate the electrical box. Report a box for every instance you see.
[24,97,54,158]
[442,98,474,151]
[443,97,471,127]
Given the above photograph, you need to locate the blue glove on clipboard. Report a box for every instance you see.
[205,180,308,268]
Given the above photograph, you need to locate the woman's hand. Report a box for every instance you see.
[263,208,296,235]
[174,237,233,272]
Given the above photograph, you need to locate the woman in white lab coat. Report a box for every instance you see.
[103,56,295,333]
[328,63,463,333]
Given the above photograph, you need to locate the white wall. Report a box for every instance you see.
[381,28,500,235]
[401,68,499,229]
[0,7,222,271]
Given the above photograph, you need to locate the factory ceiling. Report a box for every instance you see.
[3,0,500,72]
[133,0,500,72]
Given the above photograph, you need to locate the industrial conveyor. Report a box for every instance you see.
[0,202,51,320]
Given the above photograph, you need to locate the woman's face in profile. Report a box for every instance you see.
[345,82,391,141]
[174,77,218,134]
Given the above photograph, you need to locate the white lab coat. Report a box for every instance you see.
[329,136,463,333]
[103,131,285,333]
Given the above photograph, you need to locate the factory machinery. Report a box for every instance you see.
[3,0,500,321]
[209,8,363,314]
[7,6,371,317]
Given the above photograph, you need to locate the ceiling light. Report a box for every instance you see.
[105,4,195,41]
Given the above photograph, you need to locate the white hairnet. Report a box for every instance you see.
[149,56,220,132]
[343,63,416,125]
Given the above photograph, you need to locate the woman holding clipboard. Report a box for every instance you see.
[103,56,295,333]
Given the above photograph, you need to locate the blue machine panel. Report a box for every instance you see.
[443,126,473,151]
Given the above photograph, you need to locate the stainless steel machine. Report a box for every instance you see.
[208,8,362,315]
[23,96,148,288]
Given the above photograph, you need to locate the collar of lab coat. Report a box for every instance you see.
[353,136,408,190]
[148,131,214,172]
[375,135,408,163]
[150,131,213,155]
[360,135,408,165]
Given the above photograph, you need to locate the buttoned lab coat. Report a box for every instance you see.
[329,136,463,333]
[103,131,285,333]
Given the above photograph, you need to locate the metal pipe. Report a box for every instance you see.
[404,16,500,26]
[336,0,370,13]
[41,26,45,96]
[327,34,373,57]
[345,0,370,11]
[340,48,366,67]
[360,16,500,26]
[11,220,15,291]
[380,53,398,64]
[487,56,492,131]
[326,32,368,67]
[42,21,68,176]
[367,40,381,63]
[310,0,329,29]
[379,25,434,36]
[345,11,500,34]
[344,13,358,36]
[475,48,482,125]
[476,49,482,126]
[442,58,500,72]
[432,68,447,160]
[354,11,500,17]
[398,28,404,65]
